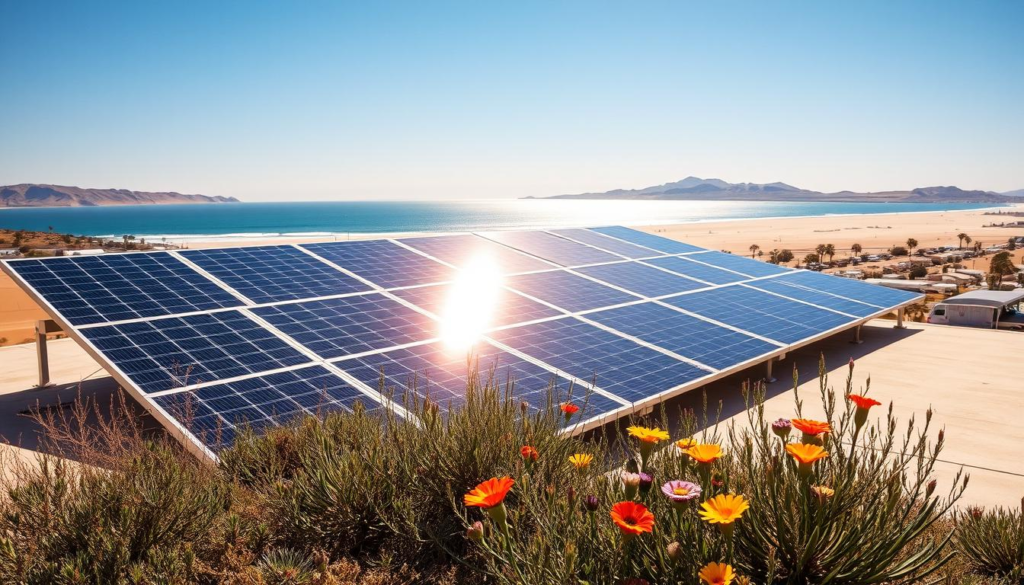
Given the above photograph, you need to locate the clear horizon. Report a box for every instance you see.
[1,1,1022,201]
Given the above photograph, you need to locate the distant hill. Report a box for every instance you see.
[538,177,1012,204]
[1003,188,1024,197]
[0,184,240,207]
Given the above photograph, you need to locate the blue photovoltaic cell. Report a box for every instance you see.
[743,280,880,318]
[480,230,621,267]
[335,340,622,419]
[643,256,748,285]
[590,226,705,254]
[505,270,639,313]
[154,366,382,450]
[252,293,436,359]
[301,240,456,288]
[399,234,552,274]
[770,271,922,307]
[550,229,662,259]
[390,284,562,328]
[7,253,243,326]
[686,251,792,278]
[488,318,710,403]
[575,262,709,298]
[662,285,854,344]
[81,310,311,393]
[180,245,370,303]
[586,302,781,370]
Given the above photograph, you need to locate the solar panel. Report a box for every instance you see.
[334,340,624,420]
[180,245,370,303]
[686,251,792,278]
[590,226,705,254]
[549,228,662,259]
[585,302,782,370]
[80,310,311,394]
[504,270,639,313]
[7,253,244,325]
[662,285,855,344]
[769,270,922,307]
[252,293,437,359]
[399,234,552,274]
[390,284,562,328]
[154,365,383,450]
[743,279,880,318]
[488,318,711,404]
[479,230,621,266]
[575,261,709,298]
[302,240,456,288]
[643,255,748,285]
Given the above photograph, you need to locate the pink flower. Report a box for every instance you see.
[661,480,702,503]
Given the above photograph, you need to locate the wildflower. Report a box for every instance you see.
[622,472,641,500]
[520,445,539,461]
[698,562,735,585]
[666,541,683,562]
[771,418,792,439]
[560,402,580,422]
[638,472,653,496]
[627,425,670,444]
[569,453,593,470]
[699,494,749,537]
[847,394,881,430]
[466,521,485,542]
[464,477,514,530]
[661,480,701,509]
[610,501,655,539]
[792,418,831,444]
[786,443,829,477]
[810,485,835,505]
[675,437,698,451]
[686,443,725,465]
[584,494,599,512]
[712,474,724,488]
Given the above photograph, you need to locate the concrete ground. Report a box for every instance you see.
[1,321,1022,508]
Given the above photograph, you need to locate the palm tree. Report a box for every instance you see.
[769,249,781,264]
[906,238,918,257]
[815,244,827,260]
[749,244,760,259]
[851,243,862,258]
[957,232,968,248]
[757,250,764,261]
[824,244,836,264]
[963,235,972,250]
[990,251,1016,277]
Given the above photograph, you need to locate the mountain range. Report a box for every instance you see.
[0,184,239,207]
[538,176,1020,203]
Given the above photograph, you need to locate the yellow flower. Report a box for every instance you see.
[699,562,735,585]
[675,438,698,451]
[627,425,670,444]
[569,453,593,469]
[699,494,749,526]
[686,443,725,464]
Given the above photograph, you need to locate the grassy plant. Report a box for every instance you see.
[954,502,1024,582]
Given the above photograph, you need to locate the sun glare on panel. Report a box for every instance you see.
[440,255,504,352]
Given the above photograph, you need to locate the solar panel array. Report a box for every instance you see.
[2,226,922,460]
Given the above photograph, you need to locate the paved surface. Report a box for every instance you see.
[1,322,1021,508]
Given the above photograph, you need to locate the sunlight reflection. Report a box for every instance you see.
[440,254,503,352]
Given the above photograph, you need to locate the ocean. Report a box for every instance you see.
[0,200,1000,242]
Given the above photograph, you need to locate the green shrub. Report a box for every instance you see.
[954,502,1024,581]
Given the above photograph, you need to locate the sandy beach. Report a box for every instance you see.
[2,205,1022,346]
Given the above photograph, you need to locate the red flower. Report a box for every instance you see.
[464,477,514,509]
[520,445,539,461]
[848,394,881,410]
[610,501,655,536]
[560,402,580,415]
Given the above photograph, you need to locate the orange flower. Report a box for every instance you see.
[520,445,538,461]
[699,494,749,526]
[627,425,670,444]
[560,402,580,415]
[699,562,735,585]
[786,443,829,477]
[569,453,593,469]
[675,438,698,451]
[847,394,881,410]
[686,443,725,464]
[610,501,655,536]
[791,418,831,436]
[463,477,514,509]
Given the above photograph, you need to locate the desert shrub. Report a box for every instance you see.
[954,502,1024,581]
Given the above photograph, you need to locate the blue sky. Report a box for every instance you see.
[1,1,1021,200]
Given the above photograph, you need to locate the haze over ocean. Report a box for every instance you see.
[0,200,1000,241]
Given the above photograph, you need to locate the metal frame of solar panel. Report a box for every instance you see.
[2,227,923,460]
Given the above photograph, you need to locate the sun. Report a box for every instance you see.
[440,254,504,351]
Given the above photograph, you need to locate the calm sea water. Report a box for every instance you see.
[0,200,999,242]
